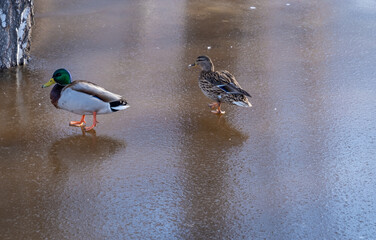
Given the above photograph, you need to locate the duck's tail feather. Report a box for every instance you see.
[233,98,252,107]
[110,99,129,112]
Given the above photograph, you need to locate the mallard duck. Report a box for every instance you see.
[42,68,129,131]
[189,55,252,114]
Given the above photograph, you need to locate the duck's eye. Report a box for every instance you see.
[56,73,62,77]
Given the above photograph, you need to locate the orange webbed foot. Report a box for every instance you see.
[69,115,86,127]
[208,102,225,115]
[211,109,225,115]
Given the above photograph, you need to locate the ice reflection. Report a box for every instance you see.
[176,114,247,239]
[48,132,125,175]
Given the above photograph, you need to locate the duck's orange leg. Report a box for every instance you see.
[208,102,219,110]
[69,115,86,127]
[209,102,225,114]
[85,112,98,131]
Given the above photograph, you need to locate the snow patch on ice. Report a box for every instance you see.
[0,9,6,28]
[16,7,30,65]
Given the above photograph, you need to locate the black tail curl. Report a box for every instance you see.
[110,99,128,112]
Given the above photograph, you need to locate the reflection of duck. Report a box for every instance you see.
[42,69,129,131]
[189,56,252,114]
[177,114,248,239]
[181,114,248,159]
[48,133,125,174]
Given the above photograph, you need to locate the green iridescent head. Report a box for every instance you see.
[42,68,72,88]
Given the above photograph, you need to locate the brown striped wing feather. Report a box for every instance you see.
[200,71,251,98]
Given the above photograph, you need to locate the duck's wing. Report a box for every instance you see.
[68,80,124,102]
[211,70,251,97]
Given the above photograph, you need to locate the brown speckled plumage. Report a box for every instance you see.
[190,56,252,113]
[199,70,251,104]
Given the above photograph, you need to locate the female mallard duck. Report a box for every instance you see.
[189,55,252,114]
[42,68,129,131]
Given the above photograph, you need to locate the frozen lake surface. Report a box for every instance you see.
[1,0,376,239]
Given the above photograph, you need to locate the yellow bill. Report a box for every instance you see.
[42,78,56,88]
